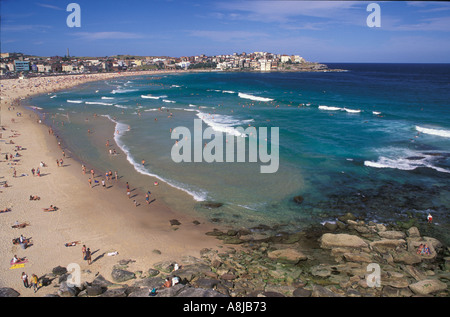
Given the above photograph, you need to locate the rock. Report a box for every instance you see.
[58,281,80,297]
[99,288,128,297]
[343,252,372,263]
[293,195,304,204]
[393,251,422,265]
[311,264,332,278]
[194,278,221,289]
[147,269,159,277]
[176,287,229,297]
[86,285,105,296]
[370,239,406,250]
[311,285,343,297]
[293,288,312,297]
[0,288,20,297]
[133,277,165,289]
[323,222,338,232]
[320,233,368,249]
[111,269,136,283]
[407,227,420,238]
[408,279,448,295]
[169,219,181,226]
[401,265,427,281]
[378,231,406,240]
[338,213,357,223]
[91,275,114,288]
[52,266,68,276]
[267,249,307,264]
[153,261,174,273]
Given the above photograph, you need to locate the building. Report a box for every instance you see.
[14,60,30,72]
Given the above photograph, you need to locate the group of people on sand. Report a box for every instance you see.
[21,272,39,293]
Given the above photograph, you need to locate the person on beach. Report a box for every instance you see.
[88,178,92,188]
[82,245,86,259]
[427,213,433,224]
[115,171,118,181]
[127,189,131,199]
[21,272,29,288]
[102,179,106,188]
[85,248,92,265]
[145,191,150,204]
[31,274,39,293]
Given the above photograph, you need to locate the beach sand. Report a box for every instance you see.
[0,72,224,296]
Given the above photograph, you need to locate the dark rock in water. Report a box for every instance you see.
[0,288,20,297]
[170,219,181,226]
[111,269,136,283]
[200,201,224,209]
[293,196,304,204]
[52,266,67,276]
[406,156,426,161]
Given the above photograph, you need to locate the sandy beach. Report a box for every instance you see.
[0,72,224,296]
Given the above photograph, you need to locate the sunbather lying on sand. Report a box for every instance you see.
[11,222,29,229]
[29,195,40,200]
[43,205,58,212]
[1,208,11,213]
[64,241,81,247]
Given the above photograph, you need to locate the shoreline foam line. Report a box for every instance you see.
[102,115,208,201]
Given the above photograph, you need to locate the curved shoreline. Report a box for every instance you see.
[0,71,226,296]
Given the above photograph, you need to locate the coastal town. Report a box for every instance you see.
[0,51,334,78]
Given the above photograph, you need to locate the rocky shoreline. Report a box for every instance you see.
[1,212,448,297]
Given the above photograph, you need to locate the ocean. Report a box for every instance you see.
[29,64,450,243]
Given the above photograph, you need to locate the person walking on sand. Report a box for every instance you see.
[21,272,29,288]
[88,178,92,188]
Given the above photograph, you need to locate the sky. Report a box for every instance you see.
[1,0,450,62]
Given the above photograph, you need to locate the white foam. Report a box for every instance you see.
[416,126,450,138]
[141,95,160,99]
[85,101,114,106]
[373,111,381,115]
[114,104,128,109]
[343,108,361,113]
[101,114,207,201]
[67,100,83,104]
[222,90,235,94]
[318,105,342,111]
[112,89,138,94]
[101,96,115,100]
[163,99,176,103]
[364,154,450,174]
[189,104,197,107]
[195,111,253,138]
[50,95,57,99]
[238,92,274,102]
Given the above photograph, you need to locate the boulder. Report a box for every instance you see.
[111,269,136,283]
[176,287,229,297]
[293,288,312,297]
[52,266,68,276]
[0,288,20,297]
[378,231,406,240]
[408,279,447,295]
[370,239,406,250]
[320,233,368,249]
[311,285,343,297]
[343,252,372,263]
[267,248,307,264]
[407,227,420,238]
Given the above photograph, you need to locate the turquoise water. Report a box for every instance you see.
[30,64,450,240]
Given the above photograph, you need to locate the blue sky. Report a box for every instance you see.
[1,0,450,62]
